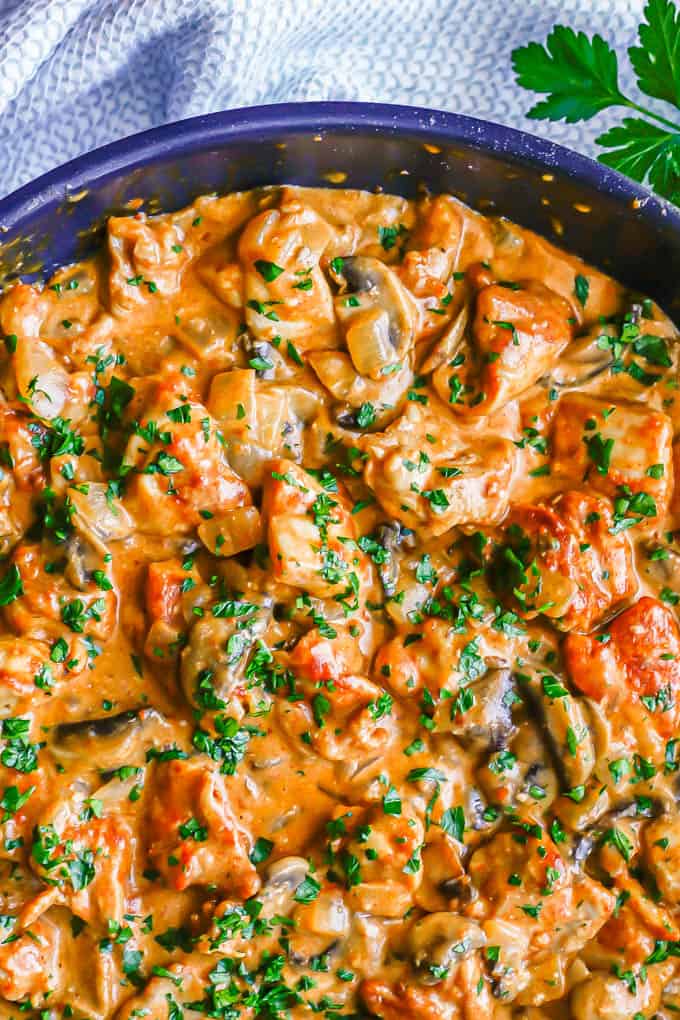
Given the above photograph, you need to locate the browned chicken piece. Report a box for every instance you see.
[564,596,680,758]
[570,967,669,1020]
[114,963,210,1020]
[399,194,464,299]
[494,490,636,631]
[30,794,135,928]
[146,757,259,896]
[434,280,573,416]
[551,392,673,518]
[107,212,194,313]
[125,372,251,533]
[361,954,496,1020]
[328,803,425,917]
[489,219,623,326]
[0,915,61,1003]
[468,823,615,1005]
[262,457,372,602]
[364,399,518,538]
[4,541,116,643]
[279,625,396,762]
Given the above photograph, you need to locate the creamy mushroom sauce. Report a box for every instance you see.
[0,185,678,1020]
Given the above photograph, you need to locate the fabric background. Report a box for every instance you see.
[0,0,646,198]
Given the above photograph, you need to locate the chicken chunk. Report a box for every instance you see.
[262,458,372,602]
[115,963,209,1020]
[0,915,61,1003]
[30,798,134,928]
[564,597,680,754]
[146,757,259,896]
[144,556,203,662]
[551,393,673,519]
[468,823,615,1004]
[399,195,463,306]
[0,635,67,715]
[364,399,518,538]
[361,957,495,1020]
[107,213,193,314]
[4,542,116,643]
[570,968,667,1020]
[489,221,623,326]
[238,196,337,352]
[0,282,50,339]
[494,491,636,632]
[0,407,45,491]
[329,804,425,917]
[125,375,251,533]
[279,626,396,762]
[436,280,572,416]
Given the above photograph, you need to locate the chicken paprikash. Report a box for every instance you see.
[0,184,678,1019]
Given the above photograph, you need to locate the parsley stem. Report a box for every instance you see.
[622,98,680,134]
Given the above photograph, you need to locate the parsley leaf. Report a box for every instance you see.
[629,0,680,107]
[0,565,22,606]
[597,119,680,202]
[254,259,284,282]
[574,274,589,307]
[511,2,680,202]
[439,805,465,841]
[512,26,625,122]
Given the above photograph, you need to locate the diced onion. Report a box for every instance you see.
[345,307,394,380]
[198,506,263,557]
[15,338,68,420]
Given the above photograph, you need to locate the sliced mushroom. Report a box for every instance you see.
[52,706,172,770]
[466,785,492,831]
[409,913,486,984]
[367,520,415,598]
[520,759,559,808]
[306,255,418,430]
[241,332,285,381]
[64,534,108,591]
[331,256,416,374]
[478,721,559,811]
[520,670,596,788]
[642,542,680,590]
[542,329,614,390]
[420,303,469,375]
[258,856,310,918]
[308,348,413,432]
[443,665,517,753]
[69,482,134,555]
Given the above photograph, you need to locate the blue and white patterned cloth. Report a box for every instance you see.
[0,0,645,198]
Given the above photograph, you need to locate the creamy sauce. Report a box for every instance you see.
[0,185,677,1019]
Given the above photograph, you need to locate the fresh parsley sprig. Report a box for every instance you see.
[511,0,680,203]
